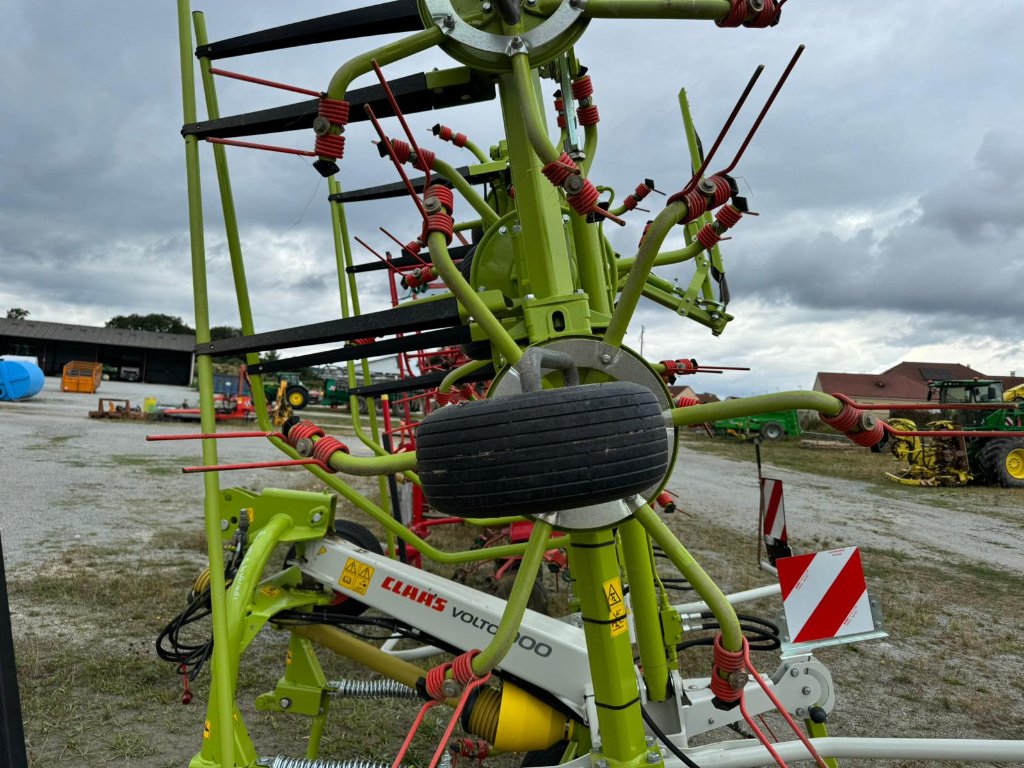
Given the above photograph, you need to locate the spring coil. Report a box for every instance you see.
[744,0,780,28]
[434,124,467,148]
[265,758,397,768]
[707,175,732,207]
[315,134,346,159]
[318,98,350,126]
[696,224,721,250]
[424,185,455,214]
[577,104,600,126]
[286,420,325,448]
[716,204,743,228]
[681,188,708,223]
[425,212,455,244]
[312,435,349,470]
[571,75,594,101]
[386,138,435,171]
[329,678,418,699]
[716,0,747,27]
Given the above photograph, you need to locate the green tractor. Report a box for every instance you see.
[887,379,1024,487]
[263,371,310,410]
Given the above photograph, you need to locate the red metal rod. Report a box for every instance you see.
[715,45,805,176]
[147,431,284,441]
[882,425,1024,439]
[206,137,317,157]
[209,67,320,97]
[364,106,429,221]
[182,458,326,474]
[355,236,406,275]
[673,65,765,199]
[371,59,432,188]
[379,227,430,266]
[840,401,1008,411]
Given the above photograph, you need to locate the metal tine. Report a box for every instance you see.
[181,458,327,474]
[147,431,285,441]
[365,104,430,221]
[714,44,805,176]
[371,59,432,189]
[354,237,407,276]
[673,64,765,200]
[379,227,431,266]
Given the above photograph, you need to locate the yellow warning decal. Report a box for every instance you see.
[339,557,374,596]
[317,545,328,556]
[602,577,628,637]
[260,585,281,598]
[203,720,211,740]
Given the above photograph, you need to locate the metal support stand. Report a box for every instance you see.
[0,532,28,768]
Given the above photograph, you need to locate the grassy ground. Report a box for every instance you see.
[8,429,1023,767]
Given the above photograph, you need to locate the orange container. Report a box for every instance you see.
[61,361,103,393]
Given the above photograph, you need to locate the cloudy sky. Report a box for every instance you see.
[2,1,1021,396]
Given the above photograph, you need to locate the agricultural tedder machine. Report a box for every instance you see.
[886,378,1024,487]
[162,1,1024,767]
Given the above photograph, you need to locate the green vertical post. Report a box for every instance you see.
[619,518,669,701]
[176,2,235,764]
[498,66,575,301]
[568,529,648,764]
[326,177,390,507]
[192,13,274,431]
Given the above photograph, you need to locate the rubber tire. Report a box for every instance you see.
[978,438,1024,488]
[284,519,383,616]
[286,385,309,410]
[760,421,784,440]
[416,382,669,518]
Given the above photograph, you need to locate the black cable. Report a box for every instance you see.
[640,703,704,768]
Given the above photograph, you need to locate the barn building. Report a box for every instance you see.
[0,318,195,385]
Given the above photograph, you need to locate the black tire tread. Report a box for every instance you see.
[417,382,669,517]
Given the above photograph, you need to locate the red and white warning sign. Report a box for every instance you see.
[776,547,874,645]
[760,478,787,543]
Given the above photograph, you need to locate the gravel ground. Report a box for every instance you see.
[0,378,354,567]
[668,443,1024,572]
[3,387,1023,767]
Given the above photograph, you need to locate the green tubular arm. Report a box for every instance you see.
[616,240,703,272]
[226,514,294,641]
[179,8,236,764]
[459,138,489,164]
[511,53,561,164]
[319,26,444,166]
[428,231,523,364]
[581,0,732,20]
[473,520,554,675]
[439,358,493,394]
[671,391,843,427]
[326,26,443,101]
[580,122,598,176]
[634,504,742,651]
[454,218,483,232]
[303,434,418,476]
[605,201,688,346]
[432,157,500,227]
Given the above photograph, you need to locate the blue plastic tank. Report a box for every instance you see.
[0,359,45,401]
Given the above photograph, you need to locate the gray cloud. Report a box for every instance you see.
[1,1,1021,393]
